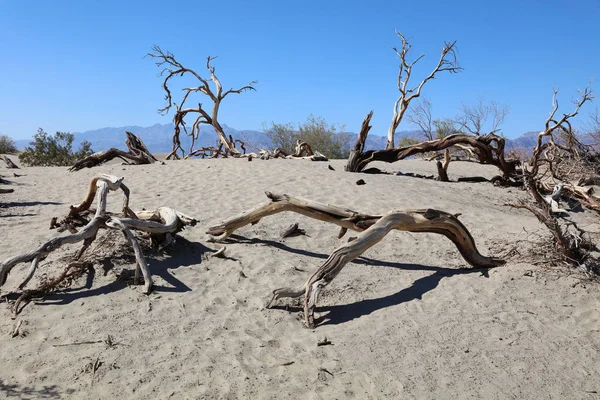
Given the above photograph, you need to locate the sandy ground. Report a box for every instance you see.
[1,157,599,399]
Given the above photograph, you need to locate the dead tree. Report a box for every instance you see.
[0,174,197,310]
[207,191,504,328]
[509,86,598,274]
[69,132,158,171]
[1,156,19,169]
[147,46,257,159]
[386,32,462,149]
[455,99,509,136]
[346,111,520,181]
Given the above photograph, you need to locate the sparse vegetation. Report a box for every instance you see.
[0,135,17,154]
[18,128,94,167]
[264,115,351,159]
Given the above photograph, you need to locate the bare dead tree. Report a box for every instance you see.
[509,85,599,275]
[406,98,434,140]
[386,32,462,149]
[455,98,509,136]
[147,46,257,159]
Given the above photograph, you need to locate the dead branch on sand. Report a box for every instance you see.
[208,192,504,328]
[69,132,158,171]
[0,174,197,314]
[1,156,19,169]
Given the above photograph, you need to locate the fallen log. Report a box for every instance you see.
[207,191,504,328]
[69,132,158,171]
[346,112,520,179]
[0,174,197,311]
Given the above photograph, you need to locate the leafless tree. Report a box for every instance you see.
[455,98,509,136]
[147,46,257,159]
[509,85,599,274]
[386,32,462,149]
[407,98,434,140]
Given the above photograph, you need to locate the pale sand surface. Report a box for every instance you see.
[1,158,599,399]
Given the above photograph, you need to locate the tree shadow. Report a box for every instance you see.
[0,378,62,399]
[317,266,486,326]
[36,237,210,307]
[1,201,63,207]
[243,234,493,327]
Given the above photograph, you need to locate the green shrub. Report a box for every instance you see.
[19,128,94,167]
[264,115,351,159]
[0,135,17,154]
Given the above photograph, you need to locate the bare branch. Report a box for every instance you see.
[147,46,257,158]
[386,32,462,149]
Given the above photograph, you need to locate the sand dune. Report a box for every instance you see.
[1,158,599,399]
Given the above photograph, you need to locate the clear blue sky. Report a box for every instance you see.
[1,0,599,140]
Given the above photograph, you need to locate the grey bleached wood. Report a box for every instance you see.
[0,174,197,304]
[207,192,505,328]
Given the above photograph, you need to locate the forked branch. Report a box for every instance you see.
[147,46,257,159]
[207,192,504,328]
[386,32,462,149]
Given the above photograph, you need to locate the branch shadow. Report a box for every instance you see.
[36,237,209,307]
[1,201,63,207]
[318,266,486,326]
[0,378,62,399]
[239,234,493,327]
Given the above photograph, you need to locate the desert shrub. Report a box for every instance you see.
[0,135,17,154]
[264,115,351,159]
[19,128,94,167]
[398,137,421,147]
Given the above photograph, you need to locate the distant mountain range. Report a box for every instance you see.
[14,123,594,155]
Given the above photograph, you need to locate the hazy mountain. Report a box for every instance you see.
[13,123,594,155]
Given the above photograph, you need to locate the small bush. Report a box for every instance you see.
[19,128,94,167]
[264,115,351,159]
[0,135,17,154]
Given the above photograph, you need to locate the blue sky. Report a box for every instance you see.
[1,0,598,140]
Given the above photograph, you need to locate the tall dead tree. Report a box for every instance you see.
[147,46,257,160]
[386,32,462,149]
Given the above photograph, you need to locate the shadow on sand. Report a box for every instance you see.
[32,237,210,308]
[230,234,490,327]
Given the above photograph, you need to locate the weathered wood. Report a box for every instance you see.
[208,192,504,328]
[207,192,381,242]
[0,174,197,306]
[1,156,19,169]
[346,118,519,179]
[69,132,158,171]
[266,208,504,328]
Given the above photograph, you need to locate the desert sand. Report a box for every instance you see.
[1,157,599,399]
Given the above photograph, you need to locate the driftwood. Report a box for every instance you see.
[346,112,520,180]
[207,192,504,328]
[260,141,328,162]
[69,132,158,171]
[1,156,19,169]
[0,174,197,311]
